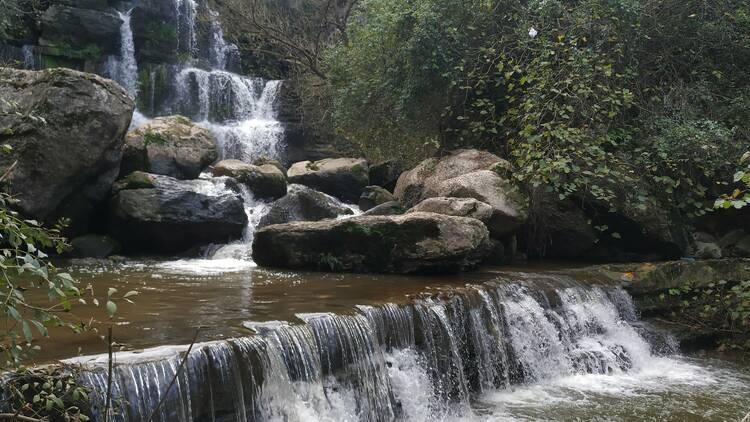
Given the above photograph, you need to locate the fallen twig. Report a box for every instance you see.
[0,413,46,421]
[103,326,114,422]
[146,327,202,422]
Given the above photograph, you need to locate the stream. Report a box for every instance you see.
[19,260,750,422]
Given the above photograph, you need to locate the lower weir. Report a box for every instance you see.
[72,275,678,421]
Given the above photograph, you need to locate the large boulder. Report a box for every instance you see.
[0,68,133,233]
[394,149,506,208]
[395,150,527,236]
[259,184,352,228]
[359,186,394,211]
[213,159,287,199]
[435,170,527,236]
[39,4,122,55]
[287,158,369,202]
[252,212,491,274]
[121,116,217,180]
[407,196,497,232]
[108,172,247,253]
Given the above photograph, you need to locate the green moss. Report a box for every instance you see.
[117,171,155,191]
[143,129,169,146]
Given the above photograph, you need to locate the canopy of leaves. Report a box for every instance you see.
[327,0,750,215]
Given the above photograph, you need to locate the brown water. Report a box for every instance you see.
[19,258,750,421]
[30,258,525,363]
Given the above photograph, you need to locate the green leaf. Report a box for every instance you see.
[7,306,22,321]
[22,320,33,342]
[106,300,117,317]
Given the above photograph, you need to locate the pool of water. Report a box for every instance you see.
[21,258,750,421]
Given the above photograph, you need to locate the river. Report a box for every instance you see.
[18,259,750,421]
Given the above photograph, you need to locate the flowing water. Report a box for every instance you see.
[101,0,289,260]
[105,10,139,99]
[16,263,750,421]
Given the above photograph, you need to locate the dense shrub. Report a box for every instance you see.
[327,0,750,214]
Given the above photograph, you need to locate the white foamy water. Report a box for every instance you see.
[105,10,138,99]
[71,281,750,422]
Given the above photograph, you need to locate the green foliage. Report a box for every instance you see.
[318,253,343,271]
[665,279,750,352]
[328,0,750,213]
[2,366,92,421]
[143,129,168,146]
[716,151,750,209]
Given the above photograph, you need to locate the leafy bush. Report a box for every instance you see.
[327,0,750,214]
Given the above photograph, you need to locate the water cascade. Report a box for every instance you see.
[105,10,139,99]
[74,278,684,421]
[102,0,287,262]
[21,45,36,70]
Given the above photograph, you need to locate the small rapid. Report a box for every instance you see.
[64,276,750,422]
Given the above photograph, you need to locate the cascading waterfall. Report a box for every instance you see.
[73,278,681,421]
[105,10,139,99]
[101,0,287,262]
[21,45,35,70]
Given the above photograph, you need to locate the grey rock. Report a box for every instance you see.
[363,201,405,216]
[213,159,287,199]
[259,184,352,228]
[252,212,491,274]
[287,158,369,201]
[0,68,133,234]
[70,234,121,258]
[122,116,217,180]
[108,173,247,253]
[359,186,394,211]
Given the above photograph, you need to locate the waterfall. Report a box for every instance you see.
[105,10,139,99]
[173,68,285,162]
[21,45,35,70]
[176,0,199,57]
[72,279,684,421]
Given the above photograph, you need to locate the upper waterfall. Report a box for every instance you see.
[105,10,138,99]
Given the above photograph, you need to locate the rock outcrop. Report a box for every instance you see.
[395,150,527,237]
[259,184,352,228]
[213,159,287,199]
[524,193,597,259]
[121,116,218,180]
[287,158,369,202]
[0,68,133,233]
[253,212,491,274]
[108,172,247,253]
[394,149,506,207]
[359,186,394,212]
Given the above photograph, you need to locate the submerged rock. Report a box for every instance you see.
[108,173,247,253]
[70,234,121,259]
[359,186,394,211]
[252,212,491,274]
[121,116,218,180]
[287,158,369,201]
[259,184,352,228]
[213,159,287,199]
[0,68,133,233]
